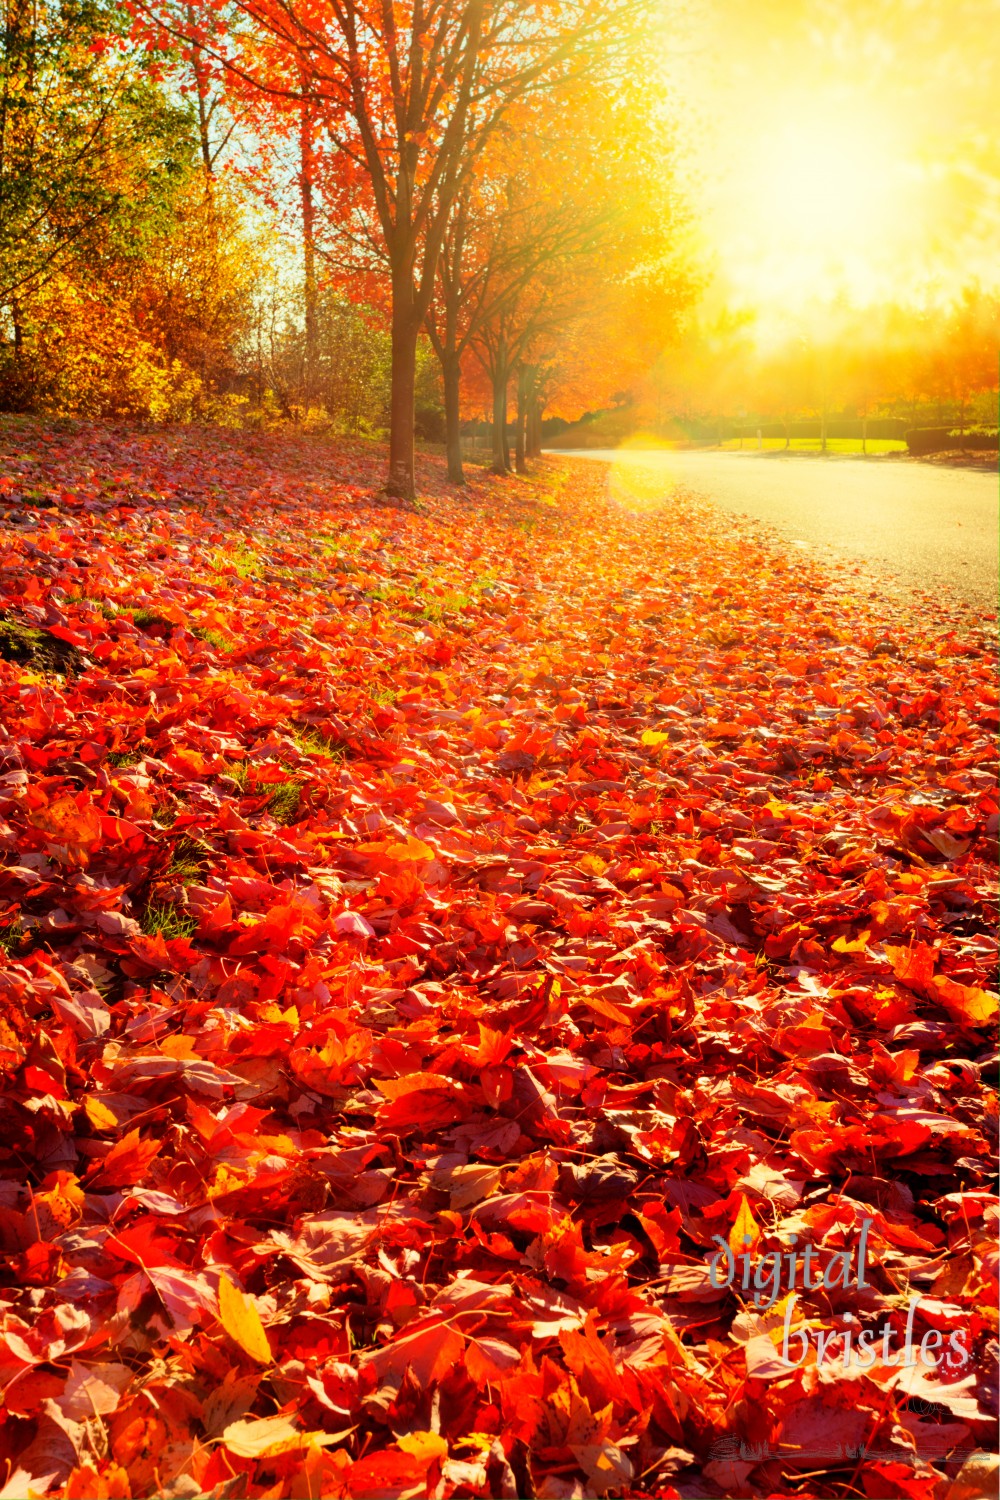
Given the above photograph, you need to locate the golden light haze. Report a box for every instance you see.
[669,0,1000,335]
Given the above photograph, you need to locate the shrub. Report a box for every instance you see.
[1,277,204,421]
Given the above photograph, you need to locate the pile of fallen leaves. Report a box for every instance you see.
[0,420,996,1500]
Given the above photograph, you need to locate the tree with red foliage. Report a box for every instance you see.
[132,0,655,498]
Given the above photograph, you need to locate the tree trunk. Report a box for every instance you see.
[527,397,543,458]
[186,9,214,180]
[491,357,509,476]
[515,367,527,473]
[299,95,317,419]
[862,415,868,455]
[387,291,419,499]
[442,353,464,485]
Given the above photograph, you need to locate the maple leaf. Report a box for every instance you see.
[88,1129,162,1188]
[930,974,998,1026]
[359,1317,465,1389]
[27,794,102,865]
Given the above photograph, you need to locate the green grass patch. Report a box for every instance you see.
[209,545,260,579]
[367,579,416,608]
[720,437,906,454]
[316,529,365,555]
[292,727,349,761]
[368,578,481,622]
[167,836,209,884]
[225,759,251,791]
[266,781,303,824]
[141,902,198,941]
[0,917,26,954]
[192,626,238,653]
[0,615,83,673]
[106,750,141,768]
[124,607,173,631]
[419,589,475,622]
[154,801,182,828]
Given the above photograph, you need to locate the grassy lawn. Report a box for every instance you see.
[720,436,907,453]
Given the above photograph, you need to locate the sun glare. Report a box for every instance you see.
[749,117,890,253]
[712,97,913,314]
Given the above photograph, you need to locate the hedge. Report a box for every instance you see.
[906,427,999,455]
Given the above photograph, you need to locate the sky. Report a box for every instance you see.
[665,0,1000,335]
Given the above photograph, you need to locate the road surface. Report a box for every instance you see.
[556,449,998,614]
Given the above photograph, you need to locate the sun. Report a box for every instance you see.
[750,116,890,254]
[714,96,912,313]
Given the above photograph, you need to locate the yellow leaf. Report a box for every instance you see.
[729,1194,760,1258]
[218,1273,272,1365]
[578,853,607,876]
[832,930,870,953]
[221,1415,336,1457]
[397,1431,448,1464]
[36,1172,85,1231]
[84,1096,118,1131]
[640,729,671,748]
[207,1164,249,1199]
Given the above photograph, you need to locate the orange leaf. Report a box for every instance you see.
[885,942,937,993]
[930,975,997,1027]
[90,1129,162,1188]
[378,1089,467,1133]
[347,1450,426,1498]
[373,1071,460,1100]
[578,992,633,1026]
[28,794,102,862]
[360,1319,464,1388]
[464,1337,521,1386]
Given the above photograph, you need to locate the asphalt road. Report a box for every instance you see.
[556,449,998,614]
